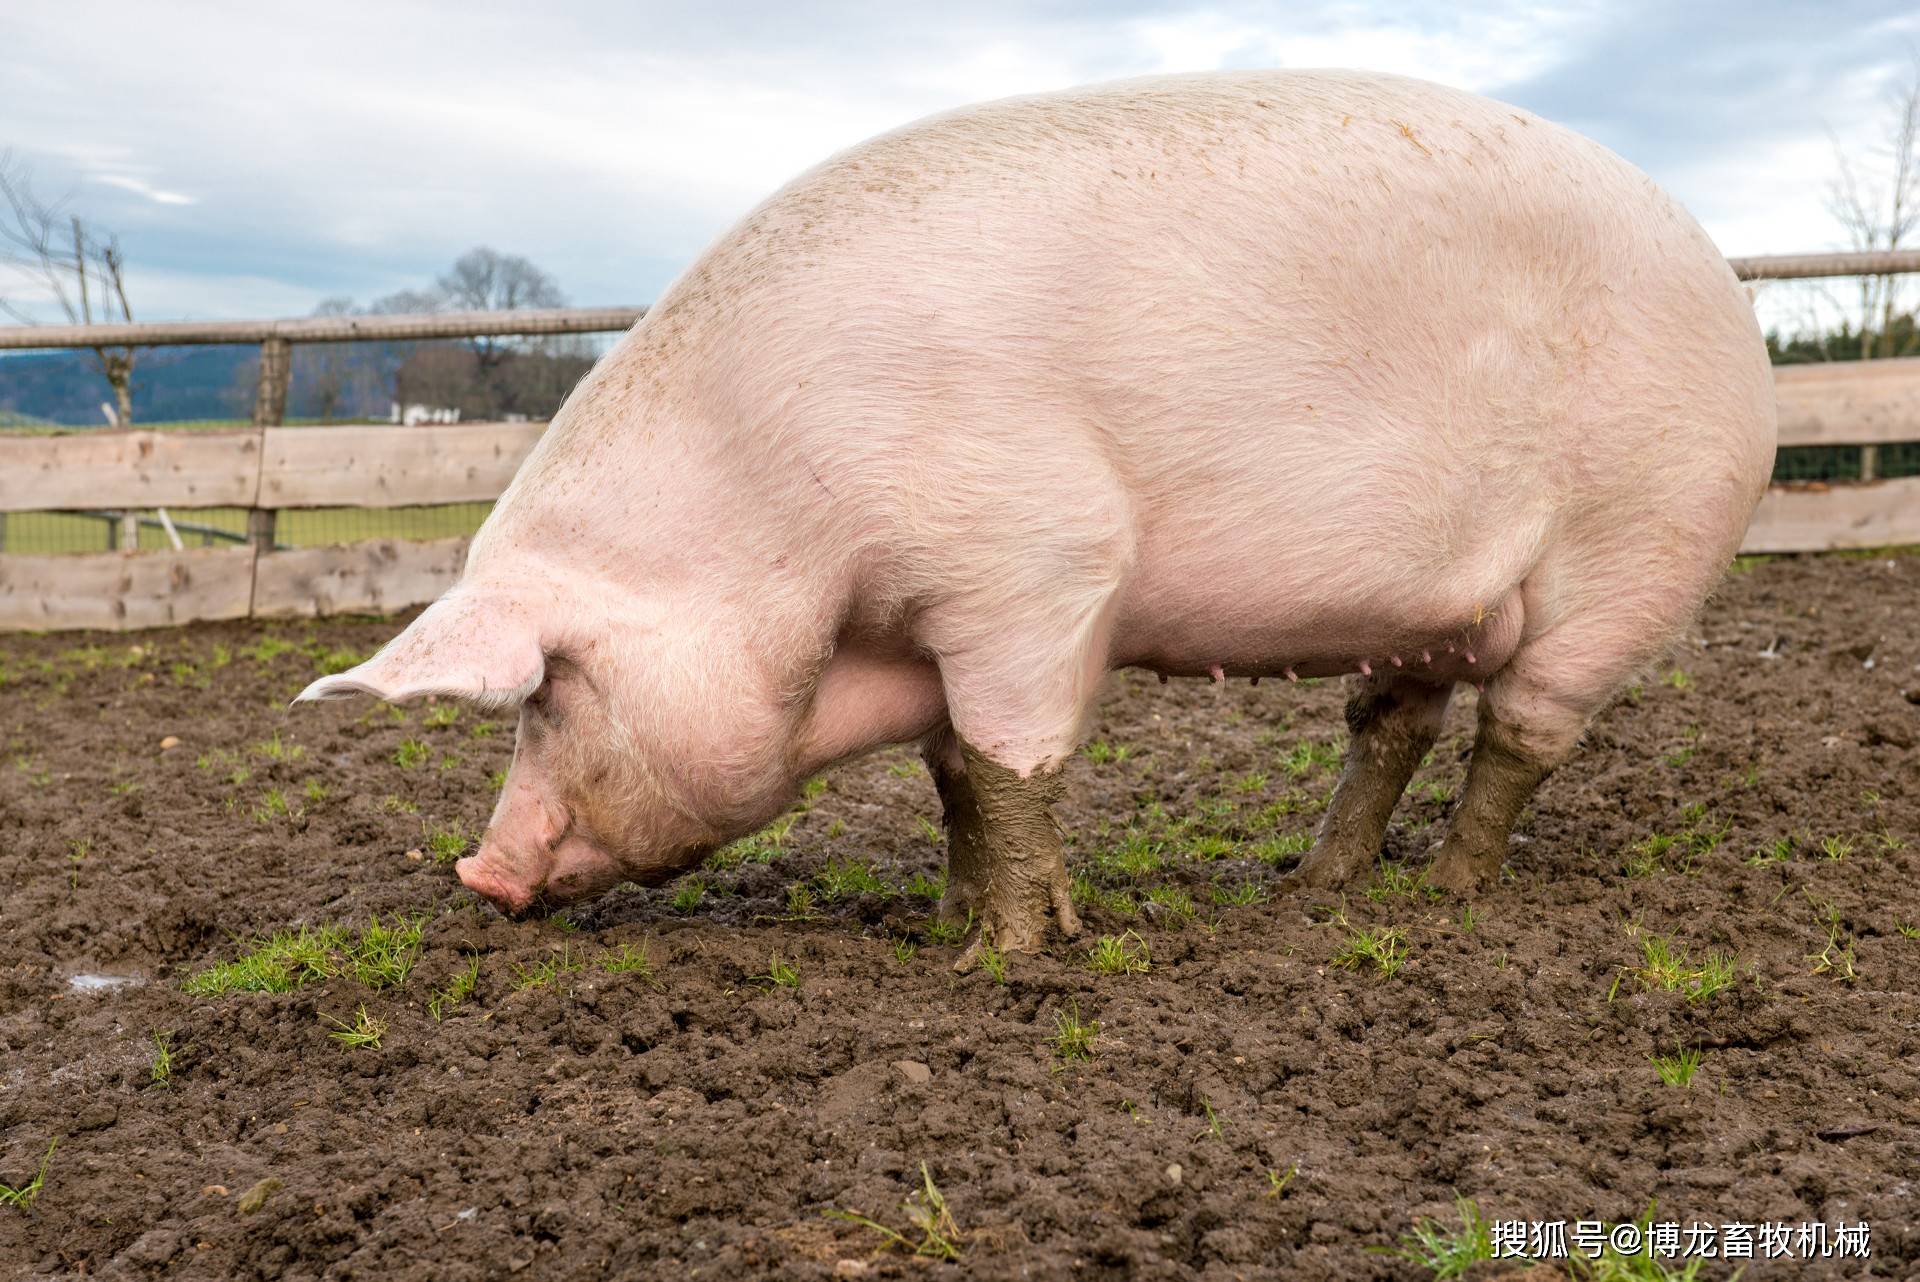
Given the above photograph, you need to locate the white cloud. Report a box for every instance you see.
[93,174,195,206]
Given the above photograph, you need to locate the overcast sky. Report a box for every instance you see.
[2,1,1917,327]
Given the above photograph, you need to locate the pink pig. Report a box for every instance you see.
[300,70,1775,960]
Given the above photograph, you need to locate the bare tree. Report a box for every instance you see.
[0,153,139,423]
[292,296,362,421]
[1827,55,1920,359]
[436,246,568,383]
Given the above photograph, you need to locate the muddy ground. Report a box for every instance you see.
[1,554,1918,1280]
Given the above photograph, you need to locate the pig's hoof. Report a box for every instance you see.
[951,874,1080,972]
[1425,847,1499,894]
[1282,842,1368,893]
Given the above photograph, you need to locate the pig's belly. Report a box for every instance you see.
[1110,555,1526,686]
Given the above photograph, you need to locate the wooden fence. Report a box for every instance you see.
[2,254,1920,632]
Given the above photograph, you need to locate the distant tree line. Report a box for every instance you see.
[284,247,596,422]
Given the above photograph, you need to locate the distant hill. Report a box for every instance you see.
[0,347,260,425]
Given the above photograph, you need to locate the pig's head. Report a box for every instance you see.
[295,575,803,915]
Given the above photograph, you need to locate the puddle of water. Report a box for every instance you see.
[67,973,141,993]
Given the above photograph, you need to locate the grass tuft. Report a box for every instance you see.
[826,1161,962,1261]
[322,1004,386,1050]
[1051,999,1099,1061]
[0,1140,56,1211]
[1086,930,1152,975]
[1384,1194,1493,1279]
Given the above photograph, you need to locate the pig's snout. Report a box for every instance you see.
[455,829,623,916]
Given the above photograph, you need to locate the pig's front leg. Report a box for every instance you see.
[950,739,1080,968]
[920,727,990,926]
[1288,676,1454,890]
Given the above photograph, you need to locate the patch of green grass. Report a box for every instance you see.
[322,1004,386,1050]
[1086,930,1151,975]
[1383,1195,1493,1280]
[903,870,945,901]
[815,856,892,901]
[1623,809,1727,877]
[424,820,471,864]
[758,953,800,989]
[1809,911,1859,983]
[598,942,656,979]
[1195,1097,1224,1140]
[252,730,305,762]
[302,779,328,806]
[1082,740,1131,765]
[428,956,481,1020]
[1210,880,1268,907]
[1896,919,1919,940]
[1094,831,1165,880]
[312,646,365,676]
[1250,831,1313,866]
[1143,884,1195,923]
[887,758,924,779]
[1820,834,1854,861]
[976,942,1008,984]
[1747,835,1795,865]
[183,915,424,996]
[148,1032,176,1088]
[670,877,707,912]
[892,937,918,963]
[1366,858,1436,902]
[393,739,430,769]
[924,914,968,947]
[243,636,297,664]
[1627,935,1737,1003]
[1266,1163,1297,1198]
[1051,999,1099,1061]
[1234,770,1269,793]
[709,811,803,869]
[0,1139,56,1211]
[1329,913,1408,978]
[250,788,291,823]
[825,1161,962,1261]
[784,883,818,918]
[1662,668,1692,691]
[1280,739,1342,778]
[422,703,461,728]
[1650,1045,1704,1088]
[514,944,584,990]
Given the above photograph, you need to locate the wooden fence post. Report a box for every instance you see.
[250,336,291,549]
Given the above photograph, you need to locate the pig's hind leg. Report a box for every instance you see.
[1423,583,1685,893]
[920,727,992,927]
[1288,676,1454,891]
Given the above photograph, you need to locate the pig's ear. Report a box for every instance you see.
[293,590,544,708]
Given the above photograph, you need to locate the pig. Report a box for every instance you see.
[298,70,1775,963]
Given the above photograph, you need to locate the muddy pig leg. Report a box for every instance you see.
[950,737,1080,968]
[1287,676,1454,891]
[921,726,990,927]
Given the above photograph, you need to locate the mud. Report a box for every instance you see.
[2,553,1918,1279]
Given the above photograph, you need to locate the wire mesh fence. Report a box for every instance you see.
[0,503,496,554]
[0,418,498,553]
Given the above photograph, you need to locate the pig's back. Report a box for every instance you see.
[622,71,1774,664]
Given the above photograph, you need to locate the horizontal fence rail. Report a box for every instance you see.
[0,307,646,351]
